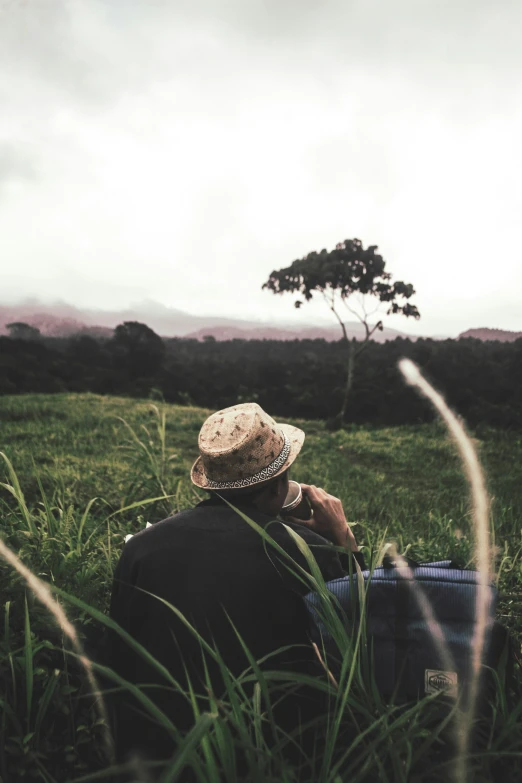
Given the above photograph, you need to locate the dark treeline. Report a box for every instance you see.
[1,324,521,428]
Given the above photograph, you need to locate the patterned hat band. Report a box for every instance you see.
[206,431,291,490]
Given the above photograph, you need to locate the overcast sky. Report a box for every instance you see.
[1,0,521,337]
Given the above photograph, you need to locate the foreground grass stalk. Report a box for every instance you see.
[0,537,115,764]
[312,642,339,690]
[0,451,37,534]
[399,358,492,783]
[24,595,34,731]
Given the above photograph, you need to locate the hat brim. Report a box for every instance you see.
[190,423,305,490]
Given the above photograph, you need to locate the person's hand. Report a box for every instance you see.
[287,484,359,551]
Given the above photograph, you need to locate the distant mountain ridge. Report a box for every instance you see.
[0,299,416,342]
[459,328,522,342]
[0,300,251,338]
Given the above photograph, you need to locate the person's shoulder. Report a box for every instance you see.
[122,508,198,554]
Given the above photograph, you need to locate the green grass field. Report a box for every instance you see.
[1,393,521,782]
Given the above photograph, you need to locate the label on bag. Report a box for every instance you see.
[425,669,458,695]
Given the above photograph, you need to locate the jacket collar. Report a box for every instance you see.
[195,493,280,525]
[196,492,258,511]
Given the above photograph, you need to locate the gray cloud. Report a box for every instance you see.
[0,144,38,194]
[0,0,521,335]
[3,1,521,104]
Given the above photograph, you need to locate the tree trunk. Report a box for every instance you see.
[339,340,356,422]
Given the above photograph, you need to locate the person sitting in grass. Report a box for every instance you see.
[107,402,364,764]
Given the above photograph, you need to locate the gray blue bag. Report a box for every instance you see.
[304,559,507,701]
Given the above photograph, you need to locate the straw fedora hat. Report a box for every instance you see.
[191,403,305,490]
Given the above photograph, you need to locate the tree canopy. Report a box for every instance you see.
[263,238,420,321]
[6,322,41,340]
[111,321,166,378]
[263,238,420,423]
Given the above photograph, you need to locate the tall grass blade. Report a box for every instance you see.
[77,497,98,552]
[53,587,187,693]
[223,611,276,727]
[159,713,217,783]
[220,498,319,592]
[399,358,493,783]
[24,593,34,729]
[34,468,57,538]
[0,537,115,763]
[0,451,36,534]
[34,668,60,740]
[68,654,181,739]
[4,600,17,713]
[34,759,60,783]
[386,543,458,679]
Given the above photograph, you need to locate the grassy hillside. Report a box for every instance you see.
[1,394,521,781]
[2,393,521,572]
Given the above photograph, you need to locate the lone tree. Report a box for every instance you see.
[263,238,420,424]
[6,322,41,341]
[111,321,166,378]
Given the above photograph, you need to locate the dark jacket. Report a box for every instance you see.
[107,495,364,761]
